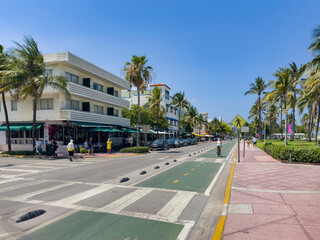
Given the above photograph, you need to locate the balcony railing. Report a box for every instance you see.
[60,110,130,127]
[68,82,130,109]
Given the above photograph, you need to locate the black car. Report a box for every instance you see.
[179,139,188,146]
[191,139,197,145]
[149,139,170,150]
[185,139,192,145]
[168,139,180,148]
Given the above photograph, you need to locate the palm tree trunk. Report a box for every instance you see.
[269,114,272,139]
[137,87,141,147]
[258,95,261,139]
[280,98,283,138]
[156,104,159,139]
[32,90,38,148]
[178,106,181,138]
[2,92,11,151]
[310,113,314,142]
[292,91,296,139]
[308,105,312,141]
[315,100,320,146]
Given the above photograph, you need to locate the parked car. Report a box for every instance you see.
[168,139,180,148]
[191,139,197,145]
[184,139,192,145]
[180,139,188,146]
[149,139,170,150]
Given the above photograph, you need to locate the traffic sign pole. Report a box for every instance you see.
[243,132,245,158]
[238,129,240,163]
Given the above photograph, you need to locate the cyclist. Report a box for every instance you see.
[216,138,222,156]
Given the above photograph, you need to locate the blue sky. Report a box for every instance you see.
[1,0,320,123]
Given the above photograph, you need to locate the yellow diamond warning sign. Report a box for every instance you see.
[231,115,247,128]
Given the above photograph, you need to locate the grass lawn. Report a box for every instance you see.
[257,139,319,150]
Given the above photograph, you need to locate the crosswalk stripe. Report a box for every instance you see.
[157,191,195,222]
[52,184,114,207]
[99,188,153,213]
[9,182,75,200]
[0,180,47,193]
[0,178,25,185]
[0,168,39,173]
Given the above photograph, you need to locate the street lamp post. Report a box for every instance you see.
[284,110,288,146]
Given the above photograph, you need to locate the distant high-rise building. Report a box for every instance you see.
[219,116,222,122]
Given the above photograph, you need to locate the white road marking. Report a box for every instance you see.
[177,220,195,240]
[0,168,39,173]
[99,188,153,213]
[194,158,205,162]
[157,191,195,222]
[0,180,47,193]
[52,184,114,207]
[204,163,226,196]
[8,182,75,200]
[0,178,25,185]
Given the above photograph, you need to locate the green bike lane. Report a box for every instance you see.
[20,141,236,240]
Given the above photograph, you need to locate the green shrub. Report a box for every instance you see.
[120,147,149,153]
[263,144,320,163]
[1,151,46,156]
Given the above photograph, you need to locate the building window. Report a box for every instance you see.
[66,100,80,110]
[170,106,173,113]
[37,98,53,110]
[166,104,168,112]
[165,90,169,100]
[11,100,17,111]
[65,72,79,84]
[94,105,104,115]
[114,90,119,97]
[114,109,119,117]
[45,69,53,77]
[93,82,103,92]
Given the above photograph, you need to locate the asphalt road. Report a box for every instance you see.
[0,140,237,240]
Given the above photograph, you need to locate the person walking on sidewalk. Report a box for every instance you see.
[253,137,257,147]
[107,138,112,154]
[67,139,75,162]
[88,137,94,155]
[34,138,42,159]
[83,139,89,155]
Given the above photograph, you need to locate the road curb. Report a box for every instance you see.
[211,146,236,240]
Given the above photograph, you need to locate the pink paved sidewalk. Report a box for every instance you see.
[223,142,320,240]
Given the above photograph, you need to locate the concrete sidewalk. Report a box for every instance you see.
[223,143,320,240]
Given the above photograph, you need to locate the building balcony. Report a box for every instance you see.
[68,82,130,109]
[60,110,130,127]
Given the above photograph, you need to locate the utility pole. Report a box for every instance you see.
[238,128,240,163]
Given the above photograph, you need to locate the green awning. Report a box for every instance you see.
[0,124,43,131]
[71,121,107,128]
[88,128,121,132]
[122,128,137,133]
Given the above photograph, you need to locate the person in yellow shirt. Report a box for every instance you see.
[107,138,112,154]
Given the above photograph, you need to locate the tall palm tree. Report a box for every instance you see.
[182,105,198,132]
[0,44,13,151]
[169,91,189,137]
[197,113,207,141]
[287,62,304,139]
[146,87,165,138]
[265,68,291,139]
[245,76,268,139]
[123,55,153,146]
[8,36,71,147]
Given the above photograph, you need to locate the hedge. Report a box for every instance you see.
[120,147,149,153]
[263,144,320,163]
[1,151,46,156]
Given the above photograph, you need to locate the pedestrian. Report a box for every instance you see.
[34,138,42,159]
[83,139,89,155]
[246,138,250,148]
[50,139,58,158]
[107,138,112,154]
[67,139,75,161]
[253,137,257,147]
[88,137,94,155]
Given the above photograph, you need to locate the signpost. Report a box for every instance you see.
[231,115,247,163]
[241,126,249,158]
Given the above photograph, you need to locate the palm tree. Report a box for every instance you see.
[8,36,71,147]
[287,62,304,139]
[197,113,207,141]
[169,91,189,137]
[0,44,13,151]
[265,68,291,139]
[182,105,198,133]
[123,55,153,146]
[146,87,165,138]
[245,76,268,139]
